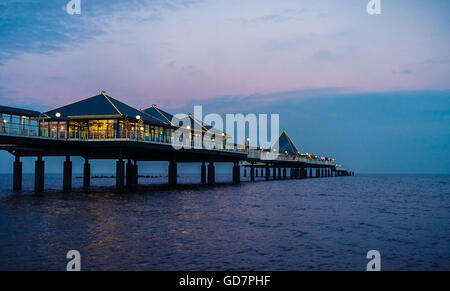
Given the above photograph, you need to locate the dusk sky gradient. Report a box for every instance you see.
[0,0,449,174]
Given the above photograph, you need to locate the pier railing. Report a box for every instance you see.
[247,149,334,166]
[0,125,245,154]
[0,123,335,164]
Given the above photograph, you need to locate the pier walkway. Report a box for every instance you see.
[0,97,353,193]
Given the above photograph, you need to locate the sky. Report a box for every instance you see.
[0,0,449,174]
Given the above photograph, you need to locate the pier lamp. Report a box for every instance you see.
[55,112,61,118]
[136,115,141,120]
[140,126,144,131]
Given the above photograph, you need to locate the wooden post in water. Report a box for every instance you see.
[250,164,255,182]
[116,159,125,192]
[134,160,139,187]
[201,162,206,184]
[63,155,72,192]
[232,162,240,184]
[168,161,177,186]
[34,156,44,193]
[126,159,133,190]
[83,158,90,190]
[13,155,22,191]
[208,162,215,185]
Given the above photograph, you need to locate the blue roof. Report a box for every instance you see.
[272,130,300,155]
[44,93,167,125]
[0,105,43,117]
[142,105,226,135]
[142,105,178,126]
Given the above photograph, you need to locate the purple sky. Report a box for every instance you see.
[0,0,449,110]
[0,0,449,174]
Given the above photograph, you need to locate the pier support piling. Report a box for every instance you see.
[265,166,270,180]
[283,168,287,179]
[116,159,125,192]
[168,161,177,186]
[201,162,206,185]
[232,162,240,184]
[83,159,90,189]
[250,164,255,182]
[316,168,320,178]
[13,155,22,191]
[126,159,133,190]
[63,155,72,193]
[134,161,139,186]
[34,156,44,193]
[208,162,215,185]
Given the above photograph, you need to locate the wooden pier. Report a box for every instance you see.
[0,95,353,193]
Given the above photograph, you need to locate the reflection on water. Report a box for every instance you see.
[0,174,449,270]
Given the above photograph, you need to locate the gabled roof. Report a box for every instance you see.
[141,105,180,126]
[0,105,44,117]
[142,105,214,132]
[44,93,167,125]
[188,114,210,132]
[142,105,228,136]
[272,130,300,155]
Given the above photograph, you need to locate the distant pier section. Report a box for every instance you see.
[0,93,353,193]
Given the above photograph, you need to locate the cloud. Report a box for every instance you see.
[312,49,332,60]
[177,87,351,113]
[393,69,413,75]
[0,0,449,111]
[0,0,201,61]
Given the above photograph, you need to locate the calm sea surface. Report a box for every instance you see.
[0,173,448,270]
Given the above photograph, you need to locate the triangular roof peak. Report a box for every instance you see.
[272,130,300,155]
[142,104,177,126]
[44,93,121,119]
[44,93,168,125]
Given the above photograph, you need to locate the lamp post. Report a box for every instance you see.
[2,118,7,133]
[55,112,61,139]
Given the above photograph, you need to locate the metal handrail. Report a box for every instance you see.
[0,125,336,163]
[0,127,245,154]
